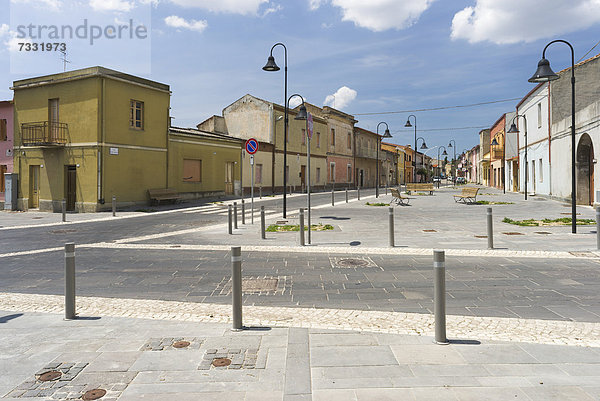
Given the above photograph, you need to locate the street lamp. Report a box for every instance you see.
[448,139,456,185]
[405,115,418,183]
[263,42,289,218]
[490,135,505,194]
[528,39,577,233]
[437,146,448,186]
[508,115,528,200]
[415,136,428,182]
[376,122,393,198]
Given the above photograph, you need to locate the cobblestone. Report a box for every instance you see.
[1,292,599,347]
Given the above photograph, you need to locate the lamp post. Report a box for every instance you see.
[490,135,505,194]
[448,139,456,185]
[405,115,418,183]
[376,122,393,198]
[263,42,288,218]
[508,115,528,200]
[437,146,448,186]
[415,136,428,182]
[528,39,577,233]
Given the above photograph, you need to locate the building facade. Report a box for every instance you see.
[0,100,14,204]
[353,127,379,187]
[490,114,506,190]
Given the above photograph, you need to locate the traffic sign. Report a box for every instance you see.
[245,138,258,155]
[307,112,313,139]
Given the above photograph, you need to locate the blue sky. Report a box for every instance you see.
[1,0,600,153]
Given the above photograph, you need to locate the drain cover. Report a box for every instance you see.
[503,232,525,235]
[82,389,107,400]
[337,258,370,267]
[212,358,231,367]
[423,229,437,232]
[38,371,62,382]
[474,235,487,238]
[173,341,190,349]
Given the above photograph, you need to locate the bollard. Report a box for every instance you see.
[486,207,493,249]
[331,187,335,206]
[358,187,360,201]
[261,206,266,240]
[62,199,66,222]
[260,186,262,199]
[64,243,76,320]
[345,188,348,203]
[112,195,116,217]
[386,185,388,195]
[228,205,233,235]
[231,246,243,331]
[597,207,600,250]
[388,207,395,247]
[241,200,246,225]
[299,208,305,246]
[233,202,238,229]
[433,250,449,344]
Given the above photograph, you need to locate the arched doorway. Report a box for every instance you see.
[576,133,594,205]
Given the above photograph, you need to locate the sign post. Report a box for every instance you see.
[245,138,259,224]
[306,113,313,244]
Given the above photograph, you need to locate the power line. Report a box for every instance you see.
[352,97,522,116]
[577,38,600,63]
[392,125,489,134]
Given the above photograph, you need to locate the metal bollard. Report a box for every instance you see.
[299,208,305,246]
[261,206,266,240]
[486,207,493,249]
[345,188,348,203]
[389,207,395,247]
[64,243,76,320]
[597,207,600,250]
[331,187,335,206]
[62,199,66,222]
[241,200,246,225]
[233,202,238,229]
[112,195,116,217]
[358,187,360,201]
[228,205,233,235]
[231,246,243,331]
[433,250,449,344]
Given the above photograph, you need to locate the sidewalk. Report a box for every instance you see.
[1,305,599,401]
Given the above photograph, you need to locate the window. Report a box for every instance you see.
[256,163,263,184]
[183,159,201,182]
[331,128,336,146]
[539,159,543,183]
[330,162,335,182]
[347,132,352,149]
[130,100,144,129]
[316,132,321,148]
[0,119,6,141]
[537,103,542,128]
[316,167,321,183]
[301,129,306,145]
[347,164,352,182]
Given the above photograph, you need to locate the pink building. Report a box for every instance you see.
[0,100,14,202]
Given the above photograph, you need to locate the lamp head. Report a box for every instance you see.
[491,138,499,146]
[294,104,308,120]
[262,55,280,72]
[420,142,428,150]
[404,119,412,128]
[507,123,519,133]
[528,57,558,83]
[442,150,448,156]
[383,129,392,138]
[448,142,453,148]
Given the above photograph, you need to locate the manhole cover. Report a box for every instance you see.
[337,258,370,267]
[535,232,552,235]
[276,220,288,225]
[173,341,190,349]
[38,371,61,381]
[243,278,278,292]
[423,229,437,232]
[212,358,231,367]
[503,232,525,235]
[82,389,107,400]
[51,229,77,234]
[474,235,487,238]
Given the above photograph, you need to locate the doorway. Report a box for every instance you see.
[225,162,234,195]
[300,165,306,189]
[29,165,40,208]
[576,133,594,205]
[65,165,76,211]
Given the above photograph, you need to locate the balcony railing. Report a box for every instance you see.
[491,149,503,159]
[22,121,68,146]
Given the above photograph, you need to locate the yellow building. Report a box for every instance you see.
[381,142,405,185]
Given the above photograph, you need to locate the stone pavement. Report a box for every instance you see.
[1,303,599,401]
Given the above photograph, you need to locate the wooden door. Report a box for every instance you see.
[66,165,76,211]
[300,165,306,187]
[0,165,6,194]
[48,98,59,142]
[225,162,234,195]
[29,165,40,208]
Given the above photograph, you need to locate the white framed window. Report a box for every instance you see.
[316,167,321,183]
[539,159,543,183]
[537,103,542,128]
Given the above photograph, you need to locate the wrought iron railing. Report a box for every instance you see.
[21,121,68,146]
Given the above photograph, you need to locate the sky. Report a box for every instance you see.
[1,0,600,154]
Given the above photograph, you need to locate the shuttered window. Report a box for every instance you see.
[183,159,201,182]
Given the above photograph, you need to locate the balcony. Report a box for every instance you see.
[491,148,504,159]
[21,121,68,146]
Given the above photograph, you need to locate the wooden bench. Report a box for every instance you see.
[390,188,410,206]
[453,187,479,204]
[148,188,181,205]
[405,183,434,195]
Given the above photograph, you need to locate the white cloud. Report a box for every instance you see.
[309,0,324,10]
[289,97,303,109]
[323,86,357,110]
[0,24,9,37]
[451,0,600,44]
[10,0,62,11]
[330,0,434,31]
[0,25,32,53]
[165,15,208,32]
[261,3,282,17]
[89,0,134,12]
[169,0,269,15]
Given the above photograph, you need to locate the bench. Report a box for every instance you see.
[453,187,479,204]
[148,188,181,205]
[390,188,410,206]
[405,183,434,195]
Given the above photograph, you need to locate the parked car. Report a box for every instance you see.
[456,177,466,184]
[432,176,441,183]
